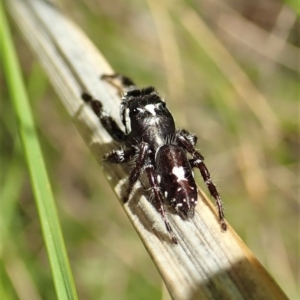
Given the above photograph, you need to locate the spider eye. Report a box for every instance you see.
[157,102,166,110]
[158,102,167,111]
[132,107,144,115]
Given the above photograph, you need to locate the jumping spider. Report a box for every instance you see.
[82,74,226,244]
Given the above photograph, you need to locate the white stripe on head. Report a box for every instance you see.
[125,108,131,133]
[145,104,156,116]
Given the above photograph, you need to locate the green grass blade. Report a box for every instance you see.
[0,4,78,300]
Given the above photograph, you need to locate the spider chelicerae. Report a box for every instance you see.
[82,74,226,244]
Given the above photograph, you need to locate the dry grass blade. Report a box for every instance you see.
[7,0,289,299]
[178,6,280,142]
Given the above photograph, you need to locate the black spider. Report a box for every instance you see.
[82,74,226,244]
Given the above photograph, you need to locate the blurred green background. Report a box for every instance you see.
[1,0,299,299]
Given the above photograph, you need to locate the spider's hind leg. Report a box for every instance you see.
[145,161,178,244]
[177,130,227,231]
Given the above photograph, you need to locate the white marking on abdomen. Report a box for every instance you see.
[157,175,161,183]
[172,166,187,182]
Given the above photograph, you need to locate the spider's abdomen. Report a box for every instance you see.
[156,144,198,218]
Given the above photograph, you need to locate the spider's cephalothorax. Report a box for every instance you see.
[82,74,226,244]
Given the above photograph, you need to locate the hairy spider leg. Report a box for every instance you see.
[176,131,227,231]
[101,74,157,98]
[81,93,126,142]
[123,142,149,203]
[101,73,136,88]
[104,148,134,163]
[179,129,198,146]
[121,141,178,244]
[145,163,178,244]
[101,73,137,96]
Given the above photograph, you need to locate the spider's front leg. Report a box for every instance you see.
[101,73,136,96]
[81,93,125,142]
[176,130,227,231]
[104,147,135,164]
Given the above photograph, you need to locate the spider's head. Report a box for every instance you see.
[120,87,175,135]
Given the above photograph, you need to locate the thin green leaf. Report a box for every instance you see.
[0,3,78,300]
